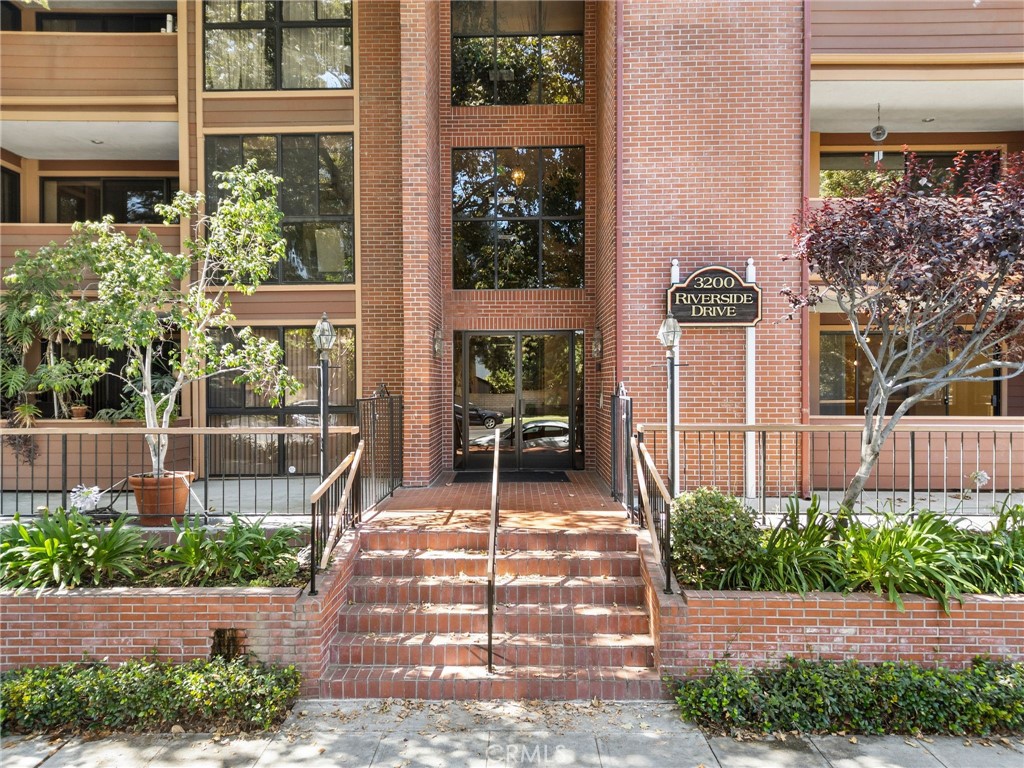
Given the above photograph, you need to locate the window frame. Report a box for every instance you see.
[39,176,178,224]
[205,324,358,476]
[450,0,584,106]
[452,145,585,291]
[204,132,356,284]
[36,12,167,32]
[1,167,20,223]
[815,327,1003,418]
[203,0,354,92]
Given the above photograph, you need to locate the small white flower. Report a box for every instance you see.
[968,470,991,488]
[69,484,104,512]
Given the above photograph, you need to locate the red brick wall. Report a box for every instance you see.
[0,530,361,697]
[359,1,405,400]
[593,0,619,483]
[636,534,1024,678]
[432,2,600,477]
[618,1,806,475]
[399,0,445,485]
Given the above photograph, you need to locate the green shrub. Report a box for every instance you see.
[838,511,981,611]
[156,514,303,587]
[723,496,844,594]
[0,510,149,594]
[1,656,301,734]
[670,488,760,588]
[672,657,1024,736]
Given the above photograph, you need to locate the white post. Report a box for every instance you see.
[670,259,680,496]
[744,258,757,500]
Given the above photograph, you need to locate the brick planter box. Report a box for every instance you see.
[0,528,360,697]
[636,533,1024,680]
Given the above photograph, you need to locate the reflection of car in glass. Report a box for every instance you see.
[471,420,570,450]
[453,402,504,430]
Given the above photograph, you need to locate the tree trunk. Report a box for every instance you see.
[842,436,881,509]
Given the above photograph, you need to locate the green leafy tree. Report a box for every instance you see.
[786,152,1024,508]
[1,163,299,475]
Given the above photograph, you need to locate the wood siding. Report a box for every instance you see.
[0,224,181,286]
[202,95,355,129]
[811,1,1024,54]
[228,289,357,324]
[0,32,178,99]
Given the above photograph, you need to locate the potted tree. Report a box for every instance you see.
[2,163,298,525]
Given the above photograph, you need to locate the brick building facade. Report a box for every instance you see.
[1,0,1021,489]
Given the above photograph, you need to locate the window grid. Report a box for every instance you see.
[205,133,355,284]
[451,0,583,106]
[203,0,353,92]
[452,146,584,290]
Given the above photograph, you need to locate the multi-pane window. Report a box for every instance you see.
[204,0,353,91]
[818,151,997,198]
[451,0,583,106]
[205,133,354,283]
[37,13,167,32]
[1,168,19,223]
[817,331,999,417]
[453,146,584,289]
[207,326,357,476]
[41,178,178,224]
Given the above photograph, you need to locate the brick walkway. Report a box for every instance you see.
[368,470,631,531]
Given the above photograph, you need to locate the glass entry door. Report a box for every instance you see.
[455,331,582,472]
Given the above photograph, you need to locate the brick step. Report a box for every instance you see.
[331,632,655,668]
[319,663,667,701]
[336,602,651,635]
[347,575,647,606]
[358,528,638,554]
[354,549,642,578]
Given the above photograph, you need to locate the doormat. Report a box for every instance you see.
[451,471,570,484]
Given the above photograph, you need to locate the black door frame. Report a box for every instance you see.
[456,330,581,472]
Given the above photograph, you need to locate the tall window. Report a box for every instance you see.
[817,330,999,417]
[41,178,178,224]
[207,326,356,476]
[451,0,583,106]
[818,151,996,198]
[205,133,354,283]
[1,168,19,223]
[204,0,353,91]
[453,146,584,289]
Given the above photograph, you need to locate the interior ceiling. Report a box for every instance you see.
[0,121,178,161]
[811,79,1024,134]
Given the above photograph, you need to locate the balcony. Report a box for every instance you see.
[0,223,182,285]
[0,31,177,104]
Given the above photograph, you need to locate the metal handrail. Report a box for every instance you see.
[0,426,361,436]
[639,423,1024,434]
[486,427,500,674]
[309,440,364,596]
[632,435,674,594]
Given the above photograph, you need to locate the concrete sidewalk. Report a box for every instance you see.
[3,700,1023,768]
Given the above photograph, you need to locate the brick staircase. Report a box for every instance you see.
[320,525,663,700]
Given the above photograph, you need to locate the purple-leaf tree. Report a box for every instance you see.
[784,152,1024,509]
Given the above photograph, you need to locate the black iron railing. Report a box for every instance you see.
[631,432,673,593]
[0,425,359,519]
[357,386,403,512]
[309,440,364,596]
[610,389,636,522]
[636,423,1023,519]
[486,426,500,674]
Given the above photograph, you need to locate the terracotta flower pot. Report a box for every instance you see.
[129,471,195,526]
[70,405,88,419]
